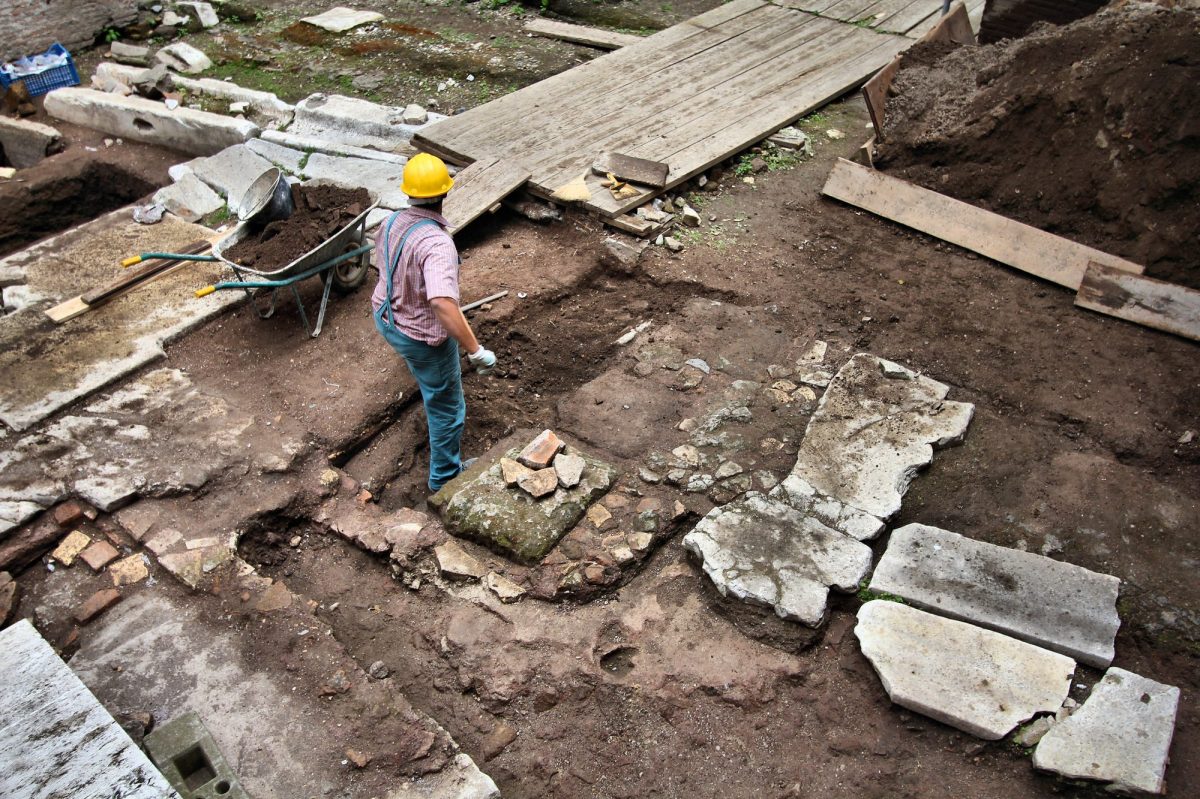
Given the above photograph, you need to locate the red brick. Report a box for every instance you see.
[52,500,96,528]
[75,588,122,624]
[79,540,120,572]
[517,429,565,469]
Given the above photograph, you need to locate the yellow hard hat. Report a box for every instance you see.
[401,153,454,199]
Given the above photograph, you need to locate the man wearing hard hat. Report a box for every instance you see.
[372,153,497,492]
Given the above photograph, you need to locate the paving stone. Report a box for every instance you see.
[870,523,1121,667]
[500,457,533,487]
[431,446,617,564]
[109,554,149,586]
[170,143,274,214]
[769,475,885,541]
[51,530,92,565]
[1033,667,1179,794]
[153,172,224,222]
[434,540,487,581]
[44,88,256,156]
[155,42,213,73]
[80,540,119,572]
[855,600,1075,740]
[790,354,974,520]
[553,452,585,488]
[301,7,384,32]
[245,137,307,173]
[484,571,525,603]
[75,588,122,624]
[682,493,872,626]
[518,429,566,469]
[290,93,439,152]
[0,116,62,168]
[518,467,558,499]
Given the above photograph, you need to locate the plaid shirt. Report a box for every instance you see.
[371,207,460,346]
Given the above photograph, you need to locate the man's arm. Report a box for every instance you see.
[430,297,480,354]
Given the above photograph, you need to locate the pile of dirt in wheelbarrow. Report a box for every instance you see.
[874,3,1200,289]
[224,184,372,268]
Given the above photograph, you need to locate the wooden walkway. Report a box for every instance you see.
[777,0,985,37]
[415,0,917,220]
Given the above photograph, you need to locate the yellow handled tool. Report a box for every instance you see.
[195,285,216,298]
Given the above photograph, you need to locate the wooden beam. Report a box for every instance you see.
[524,18,645,50]
[443,158,531,235]
[591,153,670,188]
[1075,263,1200,342]
[821,158,1143,290]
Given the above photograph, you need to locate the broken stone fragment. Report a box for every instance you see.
[517,429,565,469]
[79,540,120,572]
[797,339,828,364]
[53,499,94,528]
[601,236,647,274]
[481,721,518,761]
[75,588,122,624]
[769,474,885,541]
[1032,667,1180,795]
[484,571,525,603]
[0,571,18,625]
[402,103,428,124]
[585,503,613,529]
[685,474,714,493]
[855,600,1075,740]
[798,369,832,388]
[500,457,534,487]
[714,461,743,479]
[680,206,702,227]
[367,660,390,679]
[664,236,683,253]
[109,40,151,67]
[637,467,662,484]
[50,530,92,566]
[109,554,149,586]
[517,467,559,499]
[671,444,700,468]
[177,1,220,29]
[553,452,585,488]
[1013,716,1055,748]
[434,540,486,581]
[155,42,213,74]
[345,749,372,769]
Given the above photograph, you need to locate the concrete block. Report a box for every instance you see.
[145,711,249,799]
[790,353,974,519]
[870,523,1121,667]
[156,42,212,74]
[172,144,273,213]
[154,172,224,222]
[1033,667,1180,795]
[43,88,258,156]
[855,600,1075,740]
[683,493,873,626]
[0,116,62,168]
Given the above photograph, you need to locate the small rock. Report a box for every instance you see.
[680,206,701,227]
[485,571,526,603]
[75,588,122,624]
[1178,430,1195,445]
[602,236,648,273]
[51,530,92,566]
[402,103,428,124]
[685,358,711,375]
[750,156,767,173]
[672,500,687,520]
[0,572,18,625]
[671,444,701,467]
[826,129,844,140]
[586,503,613,529]
[799,369,832,388]
[319,669,352,697]
[320,469,340,487]
[772,379,799,392]
[763,388,793,405]
[664,236,683,253]
[481,721,518,761]
[1013,716,1054,748]
[345,749,372,768]
[767,364,795,379]
[715,461,743,479]
[228,100,249,114]
[367,660,390,679]
[665,468,689,485]
[627,532,653,552]
[500,457,534,487]
[517,429,565,469]
[288,535,302,547]
[255,581,292,612]
[352,73,384,91]
[743,176,755,185]
[685,474,715,493]
[553,452,586,488]
[638,467,662,484]
[518,467,559,499]
[755,470,779,492]
[677,418,696,432]
[80,540,120,572]
[792,385,817,403]
[434,541,486,581]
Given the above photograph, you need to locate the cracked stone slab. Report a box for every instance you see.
[682,493,873,626]
[290,93,444,152]
[790,353,974,520]
[301,7,384,32]
[168,143,274,214]
[769,474,885,541]
[855,600,1075,740]
[870,523,1121,667]
[1033,667,1179,795]
[430,445,617,564]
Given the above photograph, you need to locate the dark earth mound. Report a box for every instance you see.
[224,184,371,268]
[875,4,1200,288]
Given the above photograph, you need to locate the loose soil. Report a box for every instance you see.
[223,184,371,268]
[875,4,1200,288]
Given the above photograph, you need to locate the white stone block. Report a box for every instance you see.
[1033,667,1180,795]
[43,88,257,156]
[870,523,1121,667]
[177,1,219,28]
[155,42,213,74]
[855,600,1075,740]
[0,116,61,168]
[301,7,384,33]
[769,474,885,541]
[174,144,274,213]
[290,93,443,151]
[246,138,307,174]
[154,172,224,222]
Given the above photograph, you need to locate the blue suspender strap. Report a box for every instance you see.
[379,217,438,330]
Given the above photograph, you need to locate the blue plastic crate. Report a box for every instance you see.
[0,43,80,97]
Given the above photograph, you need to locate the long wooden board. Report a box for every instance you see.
[525,18,644,50]
[822,159,1144,289]
[1076,263,1200,342]
[442,157,531,235]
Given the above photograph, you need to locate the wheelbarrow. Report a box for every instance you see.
[192,195,381,338]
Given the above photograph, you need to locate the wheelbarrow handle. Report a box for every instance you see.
[123,252,219,268]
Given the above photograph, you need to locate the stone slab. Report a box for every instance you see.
[682,493,873,626]
[44,88,257,156]
[0,116,61,168]
[290,93,444,152]
[171,143,274,214]
[430,445,617,564]
[261,129,411,164]
[301,7,384,33]
[769,474,885,541]
[301,152,409,209]
[245,137,307,173]
[95,63,294,125]
[0,620,180,799]
[855,600,1076,740]
[870,523,1121,667]
[156,42,212,73]
[0,501,42,538]
[177,1,220,28]
[790,353,974,520]
[1033,667,1180,795]
[154,171,224,222]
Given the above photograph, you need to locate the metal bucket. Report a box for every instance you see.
[238,167,294,226]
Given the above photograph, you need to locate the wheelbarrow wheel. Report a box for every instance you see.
[326,242,369,294]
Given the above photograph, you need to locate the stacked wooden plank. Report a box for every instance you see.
[416,0,911,222]
[775,0,986,37]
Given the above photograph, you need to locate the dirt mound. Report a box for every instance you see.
[875,3,1200,288]
[224,184,371,269]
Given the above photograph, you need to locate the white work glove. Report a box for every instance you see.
[468,345,496,373]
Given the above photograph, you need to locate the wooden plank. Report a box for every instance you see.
[821,158,1144,289]
[605,213,670,238]
[592,153,671,188]
[0,620,181,799]
[524,18,644,50]
[1076,263,1200,342]
[442,157,531,235]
